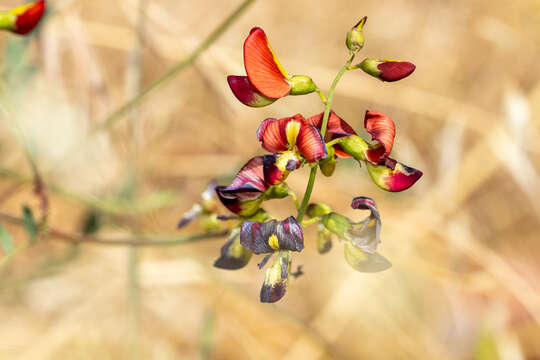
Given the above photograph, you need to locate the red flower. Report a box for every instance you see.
[257,114,327,163]
[306,110,357,158]
[358,58,416,82]
[228,28,316,107]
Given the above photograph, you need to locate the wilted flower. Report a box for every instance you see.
[0,0,45,35]
[228,28,317,107]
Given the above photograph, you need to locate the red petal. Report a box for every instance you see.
[244,28,291,98]
[364,110,395,164]
[367,158,422,192]
[257,114,306,153]
[297,124,327,163]
[13,0,45,35]
[307,110,356,158]
[377,61,416,82]
[227,76,277,107]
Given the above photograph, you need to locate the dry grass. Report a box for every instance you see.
[0,0,539,359]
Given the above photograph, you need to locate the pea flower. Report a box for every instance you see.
[0,0,45,35]
[357,58,416,82]
[240,216,304,302]
[257,114,327,163]
[308,110,422,192]
[215,154,298,216]
[309,196,391,273]
[228,27,317,107]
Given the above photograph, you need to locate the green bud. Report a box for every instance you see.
[306,203,332,218]
[358,58,382,78]
[339,135,369,161]
[346,16,367,52]
[321,212,352,239]
[289,75,316,95]
[319,145,336,177]
[264,182,290,200]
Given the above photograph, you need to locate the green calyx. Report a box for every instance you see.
[0,12,16,31]
[321,212,352,239]
[289,75,317,95]
[306,203,332,218]
[358,58,383,79]
[339,135,369,161]
[319,144,336,177]
[346,16,367,52]
[264,182,290,200]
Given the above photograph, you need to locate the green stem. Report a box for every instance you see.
[296,52,356,222]
[96,0,256,132]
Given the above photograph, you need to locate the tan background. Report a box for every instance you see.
[0,0,539,359]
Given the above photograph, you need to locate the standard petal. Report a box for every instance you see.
[10,0,45,35]
[344,242,392,273]
[240,216,304,254]
[214,229,252,270]
[367,158,423,192]
[297,124,327,162]
[364,110,395,164]
[257,118,288,153]
[215,156,267,215]
[244,27,291,98]
[260,251,291,303]
[227,76,277,107]
[377,61,416,82]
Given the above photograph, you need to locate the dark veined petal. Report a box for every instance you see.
[244,27,291,99]
[306,111,357,158]
[257,114,306,153]
[347,196,381,254]
[240,216,304,254]
[344,241,392,273]
[367,157,423,192]
[227,76,277,107]
[297,124,327,162]
[260,251,291,303]
[8,0,45,35]
[364,110,395,164]
[263,152,299,186]
[215,156,267,215]
[214,229,252,270]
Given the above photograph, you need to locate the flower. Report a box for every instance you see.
[309,196,391,273]
[215,154,298,216]
[358,58,416,82]
[214,228,252,270]
[240,216,304,254]
[257,114,327,163]
[310,110,423,192]
[228,27,316,107]
[0,0,45,35]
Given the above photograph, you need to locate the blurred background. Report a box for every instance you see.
[0,0,539,359]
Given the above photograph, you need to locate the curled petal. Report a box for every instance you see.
[216,157,267,215]
[347,196,381,253]
[344,242,392,273]
[367,158,423,192]
[364,110,395,164]
[240,216,304,254]
[297,124,327,162]
[244,27,291,98]
[214,229,252,270]
[260,251,291,303]
[8,0,45,35]
[227,76,277,107]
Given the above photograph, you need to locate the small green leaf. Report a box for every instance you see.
[0,224,14,254]
[22,205,37,243]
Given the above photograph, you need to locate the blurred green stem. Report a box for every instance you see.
[97,0,256,132]
[296,52,356,222]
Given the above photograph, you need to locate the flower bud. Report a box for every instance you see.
[319,145,336,177]
[306,203,332,218]
[346,16,367,52]
[0,0,45,35]
[289,75,317,95]
[339,135,369,161]
[358,58,415,82]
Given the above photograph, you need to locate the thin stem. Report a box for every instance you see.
[315,87,327,104]
[325,137,343,147]
[96,0,256,132]
[0,211,226,248]
[296,52,356,222]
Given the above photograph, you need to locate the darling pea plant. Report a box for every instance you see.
[178,18,422,303]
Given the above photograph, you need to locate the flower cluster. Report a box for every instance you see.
[0,0,45,35]
[179,18,422,302]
